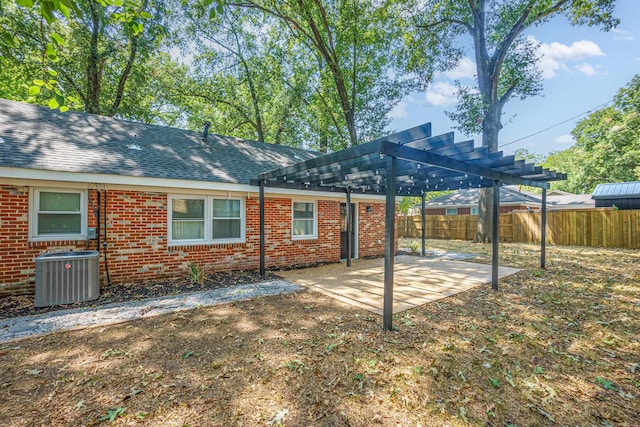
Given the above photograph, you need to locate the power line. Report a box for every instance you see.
[498,99,614,149]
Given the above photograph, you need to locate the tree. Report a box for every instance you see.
[3,0,163,115]
[170,3,311,147]
[410,0,619,242]
[544,74,640,193]
[233,0,410,149]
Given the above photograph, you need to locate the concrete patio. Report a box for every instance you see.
[278,254,520,315]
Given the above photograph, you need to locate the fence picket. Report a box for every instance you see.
[397,209,639,249]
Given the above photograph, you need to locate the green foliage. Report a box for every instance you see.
[408,240,420,254]
[285,359,307,374]
[513,148,545,166]
[398,196,421,214]
[98,406,126,422]
[544,75,640,193]
[188,262,205,285]
[3,0,165,116]
[175,0,412,149]
[101,348,125,359]
[595,376,617,391]
[398,191,453,214]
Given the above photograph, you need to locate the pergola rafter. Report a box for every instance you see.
[253,123,566,331]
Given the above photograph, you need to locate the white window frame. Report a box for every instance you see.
[29,188,88,241]
[470,207,479,215]
[168,195,245,245]
[292,200,317,240]
[445,208,458,216]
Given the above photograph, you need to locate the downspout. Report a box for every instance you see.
[102,185,111,285]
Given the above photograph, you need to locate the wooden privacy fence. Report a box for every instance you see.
[398,209,640,249]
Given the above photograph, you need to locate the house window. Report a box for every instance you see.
[171,198,205,241]
[169,195,244,245]
[30,188,87,240]
[212,199,241,240]
[470,207,479,215]
[445,208,458,216]
[292,201,316,239]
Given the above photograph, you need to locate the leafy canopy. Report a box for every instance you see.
[544,74,640,193]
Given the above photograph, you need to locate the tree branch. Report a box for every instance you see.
[491,0,570,78]
[108,32,140,116]
[417,18,472,34]
[498,83,517,108]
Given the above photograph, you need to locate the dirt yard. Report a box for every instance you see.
[0,240,638,426]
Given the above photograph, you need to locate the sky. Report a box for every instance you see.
[388,0,640,158]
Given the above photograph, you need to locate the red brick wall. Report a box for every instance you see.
[357,203,387,258]
[426,208,446,215]
[0,185,390,296]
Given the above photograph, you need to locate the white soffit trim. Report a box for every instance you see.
[0,167,387,201]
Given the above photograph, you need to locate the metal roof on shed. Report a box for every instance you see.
[592,181,640,199]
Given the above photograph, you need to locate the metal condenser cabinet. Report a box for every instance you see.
[35,251,100,307]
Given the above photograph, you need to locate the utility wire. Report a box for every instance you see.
[498,99,614,148]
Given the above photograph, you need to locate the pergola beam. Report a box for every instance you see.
[380,142,551,189]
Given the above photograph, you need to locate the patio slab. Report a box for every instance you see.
[278,255,520,315]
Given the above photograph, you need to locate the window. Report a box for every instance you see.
[292,201,316,239]
[445,208,458,216]
[30,189,87,240]
[169,195,244,244]
[171,198,205,241]
[470,207,479,215]
[212,199,241,240]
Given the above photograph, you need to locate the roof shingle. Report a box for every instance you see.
[0,99,319,185]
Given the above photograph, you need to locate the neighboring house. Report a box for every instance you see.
[592,181,640,210]
[411,186,594,215]
[0,99,388,296]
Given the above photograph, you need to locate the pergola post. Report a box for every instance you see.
[346,188,352,268]
[421,191,426,256]
[491,180,500,290]
[383,155,397,331]
[259,181,266,276]
[541,188,547,269]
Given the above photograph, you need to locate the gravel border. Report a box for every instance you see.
[0,280,301,343]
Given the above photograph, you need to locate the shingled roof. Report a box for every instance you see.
[424,187,541,207]
[0,99,319,185]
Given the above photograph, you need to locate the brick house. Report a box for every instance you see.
[414,186,594,216]
[0,99,388,296]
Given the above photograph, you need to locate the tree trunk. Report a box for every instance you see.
[85,1,101,115]
[474,105,502,242]
[474,187,494,243]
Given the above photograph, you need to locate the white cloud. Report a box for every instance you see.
[554,134,574,144]
[532,37,605,79]
[575,63,597,76]
[612,28,635,41]
[442,57,476,80]
[425,81,458,106]
[388,101,408,119]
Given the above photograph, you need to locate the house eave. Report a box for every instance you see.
[0,167,387,201]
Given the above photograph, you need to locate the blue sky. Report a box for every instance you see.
[388,0,640,158]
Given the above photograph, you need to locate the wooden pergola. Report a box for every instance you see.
[252,123,565,331]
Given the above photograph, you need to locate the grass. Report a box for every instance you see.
[0,239,638,426]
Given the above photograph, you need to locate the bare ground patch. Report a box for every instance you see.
[0,240,638,426]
